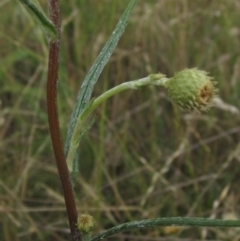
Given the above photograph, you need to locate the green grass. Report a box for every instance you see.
[1,0,240,240]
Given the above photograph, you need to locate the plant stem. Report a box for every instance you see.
[46,0,80,240]
[81,233,92,241]
[91,217,240,241]
[66,74,168,173]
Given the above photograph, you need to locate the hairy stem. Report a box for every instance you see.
[46,0,80,240]
[66,74,168,172]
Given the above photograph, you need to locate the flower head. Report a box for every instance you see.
[166,68,218,112]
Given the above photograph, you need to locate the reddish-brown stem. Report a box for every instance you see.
[47,0,81,240]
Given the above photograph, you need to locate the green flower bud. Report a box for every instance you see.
[166,68,218,112]
[77,214,94,234]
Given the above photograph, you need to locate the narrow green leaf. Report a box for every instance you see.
[91,217,240,241]
[18,0,57,40]
[64,0,138,173]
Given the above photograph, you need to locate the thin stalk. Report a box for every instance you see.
[46,0,80,240]
[66,74,168,173]
[91,217,240,241]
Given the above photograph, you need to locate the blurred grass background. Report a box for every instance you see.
[1,0,240,240]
